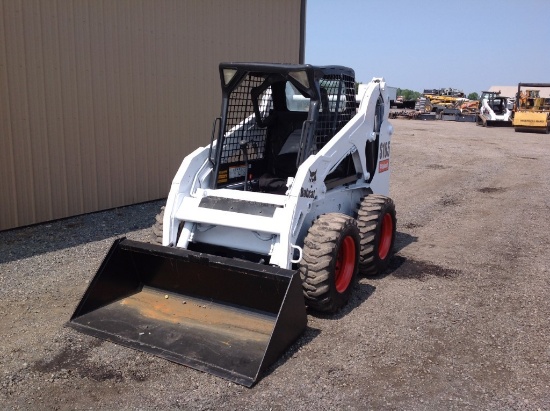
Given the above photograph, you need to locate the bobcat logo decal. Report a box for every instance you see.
[309,169,317,183]
[300,187,315,199]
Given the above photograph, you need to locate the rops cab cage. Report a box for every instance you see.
[211,63,358,192]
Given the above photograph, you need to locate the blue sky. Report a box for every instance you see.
[305,0,550,95]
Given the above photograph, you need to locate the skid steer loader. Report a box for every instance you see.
[69,63,396,387]
[476,91,512,127]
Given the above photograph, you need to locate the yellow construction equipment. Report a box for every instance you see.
[512,83,550,134]
[419,88,466,113]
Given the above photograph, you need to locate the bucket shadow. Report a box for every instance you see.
[260,325,321,383]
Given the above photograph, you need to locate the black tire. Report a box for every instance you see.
[299,213,360,313]
[152,206,164,244]
[355,195,397,277]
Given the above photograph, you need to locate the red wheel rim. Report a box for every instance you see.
[335,235,356,293]
[378,213,393,260]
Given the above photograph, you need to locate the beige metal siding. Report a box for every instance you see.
[0,0,304,230]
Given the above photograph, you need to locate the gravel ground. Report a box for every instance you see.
[1,119,549,410]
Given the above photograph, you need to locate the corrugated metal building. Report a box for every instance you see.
[0,0,306,231]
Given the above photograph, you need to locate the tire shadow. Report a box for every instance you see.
[307,282,376,321]
[307,231,418,320]
[385,255,460,281]
[393,230,418,253]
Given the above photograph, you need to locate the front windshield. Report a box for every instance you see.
[285,82,310,112]
[285,80,347,113]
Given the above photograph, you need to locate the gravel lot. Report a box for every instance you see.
[1,119,549,410]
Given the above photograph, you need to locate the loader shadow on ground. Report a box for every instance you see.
[263,326,322,381]
[383,255,461,281]
[305,231,419,322]
[364,230,461,281]
[308,282,377,322]
[0,199,165,264]
[393,230,418,254]
[301,256,461,324]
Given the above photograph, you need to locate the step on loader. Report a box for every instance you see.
[69,63,397,387]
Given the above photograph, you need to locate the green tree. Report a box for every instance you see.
[467,92,479,100]
[396,88,421,100]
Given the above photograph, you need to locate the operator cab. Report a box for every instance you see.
[211,63,358,194]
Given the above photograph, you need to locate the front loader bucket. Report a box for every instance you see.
[68,238,307,387]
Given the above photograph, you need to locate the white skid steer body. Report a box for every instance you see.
[69,63,395,387]
[164,63,393,269]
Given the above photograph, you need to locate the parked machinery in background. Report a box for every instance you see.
[476,91,512,127]
[512,83,550,134]
[415,88,467,114]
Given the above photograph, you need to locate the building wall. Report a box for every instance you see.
[0,0,305,230]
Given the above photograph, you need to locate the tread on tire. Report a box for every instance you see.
[299,213,360,313]
[355,194,397,277]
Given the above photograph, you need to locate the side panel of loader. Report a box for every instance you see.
[68,238,307,387]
